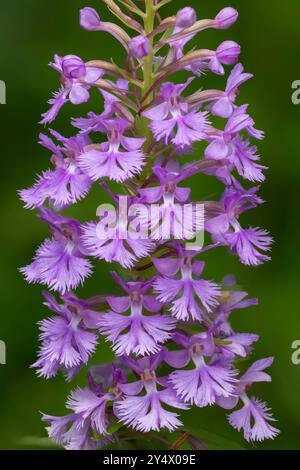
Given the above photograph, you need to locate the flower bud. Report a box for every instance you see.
[61,55,86,79]
[215,7,238,29]
[176,7,196,29]
[80,7,101,31]
[129,35,150,59]
[216,41,241,65]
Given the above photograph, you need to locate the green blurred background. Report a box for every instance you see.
[0,0,299,450]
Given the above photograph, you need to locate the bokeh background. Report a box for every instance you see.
[0,0,299,450]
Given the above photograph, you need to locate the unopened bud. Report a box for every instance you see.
[176,7,196,29]
[80,7,101,31]
[215,7,238,29]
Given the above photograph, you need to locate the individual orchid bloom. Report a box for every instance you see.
[153,244,220,322]
[205,105,267,183]
[138,165,201,240]
[143,80,210,148]
[166,332,237,407]
[98,275,176,356]
[41,54,104,124]
[210,63,253,118]
[19,131,92,210]
[115,353,188,432]
[42,414,105,450]
[205,182,272,265]
[81,192,155,269]
[20,209,92,293]
[217,358,279,442]
[205,105,264,161]
[43,364,125,447]
[208,41,241,76]
[77,119,146,182]
[32,292,101,378]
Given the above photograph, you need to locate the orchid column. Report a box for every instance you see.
[20,0,279,450]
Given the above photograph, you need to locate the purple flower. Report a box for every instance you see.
[218,358,279,441]
[20,209,92,293]
[41,54,103,124]
[206,182,272,265]
[209,41,241,75]
[115,354,188,432]
[19,132,92,210]
[211,64,253,118]
[228,398,279,442]
[98,275,176,356]
[77,119,146,182]
[81,192,155,269]
[43,364,124,449]
[32,292,100,378]
[143,80,210,148]
[205,105,264,161]
[153,245,220,322]
[166,332,237,407]
[137,166,201,240]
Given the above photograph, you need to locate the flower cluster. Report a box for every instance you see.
[20,1,279,449]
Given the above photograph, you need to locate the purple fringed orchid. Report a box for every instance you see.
[153,244,220,321]
[166,332,237,407]
[137,165,202,240]
[81,189,155,268]
[217,358,279,442]
[210,63,253,118]
[78,118,146,182]
[98,274,176,356]
[42,364,125,449]
[115,353,188,432]
[20,0,278,450]
[41,54,104,124]
[20,209,92,294]
[32,291,100,379]
[20,132,92,210]
[205,182,272,265]
[143,79,210,148]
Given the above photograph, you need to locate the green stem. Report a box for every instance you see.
[135,0,157,179]
[143,0,155,105]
